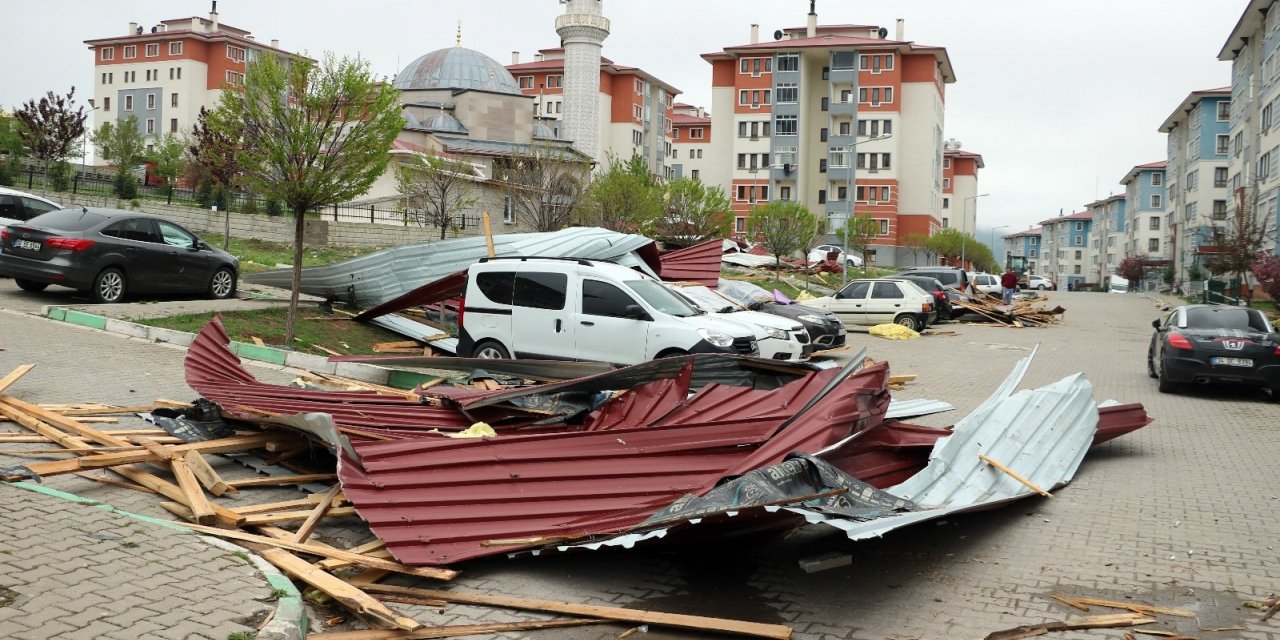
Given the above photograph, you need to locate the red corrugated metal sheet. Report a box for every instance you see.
[582,360,692,431]
[658,239,723,287]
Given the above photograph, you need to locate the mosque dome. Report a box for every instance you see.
[532,121,558,140]
[393,47,522,95]
[423,111,469,134]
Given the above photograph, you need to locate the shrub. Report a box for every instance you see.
[112,169,138,199]
[266,199,283,217]
[50,160,74,191]
[195,178,215,207]
[1252,253,1280,302]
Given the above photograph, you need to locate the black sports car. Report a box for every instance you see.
[1148,304,1280,399]
[717,279,847,350]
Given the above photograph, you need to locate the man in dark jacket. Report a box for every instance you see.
[1000,268,1018,305]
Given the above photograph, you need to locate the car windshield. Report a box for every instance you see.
[1184,307,1271,332]
[668,285,740,313]
[717,278,774,305]
[24,209,106,232]
[626,279,700,317]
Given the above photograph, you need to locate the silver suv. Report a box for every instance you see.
[897,266,969,291]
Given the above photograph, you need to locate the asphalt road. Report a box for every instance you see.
[1,278,1276,639]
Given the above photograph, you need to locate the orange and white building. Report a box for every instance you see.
[84,6,304,150]
[506,48,679,176]
[701,13,961,264]
[941,145,984,234]
[669,103,713,183]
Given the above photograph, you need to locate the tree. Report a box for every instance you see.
[1204,183,1276,304]
[91,116,145,199]
[0,113,25,186]
[581,154,662,233]
[495,143,591,232]
[654,177,733,248]
[747,200,823,276]
[189,106,242,210]
[925,228,967,266]
[1252,253,1280,303]
[146,132,187,190]
[14,87,87,173]
[209,53,403,346]
[902,232,931,266]
[1117,255,1146,286]
[396,153,479,240]
[835,214,881,277]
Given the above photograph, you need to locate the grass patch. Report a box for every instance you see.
[197,234,385,274]
[126,307,411,356]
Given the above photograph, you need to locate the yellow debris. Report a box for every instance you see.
[868,323,920,340]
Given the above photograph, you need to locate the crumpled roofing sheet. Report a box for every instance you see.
[242,226,661,308]
[656,239,724,287]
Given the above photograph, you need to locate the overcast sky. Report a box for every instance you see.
[0,0,1241,238]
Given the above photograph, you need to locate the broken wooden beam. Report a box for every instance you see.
[979,453,1053,498]
[290,485,343,544]
[170,458,216,524]
[225,473,337,489]
[308,617,602,639]
[240,507,358,526]
[985,614,1156,640]
[0,365,35,394]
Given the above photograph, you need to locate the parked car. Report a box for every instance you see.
[807,244,864,267]
[456,258,758,365]
[0,187,62,228]
[0,207,238,303]
[666,283,811,361]
[1147,304,1280,399]
[895,275,954,320]
[897,266,970,292]
[1027,274,1055,290]
[970,272,1001,295]
[804,278,936,331]
[717,278,847,350]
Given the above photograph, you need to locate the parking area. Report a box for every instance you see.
[0,279,1276,639]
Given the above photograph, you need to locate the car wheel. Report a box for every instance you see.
[13,279,48,293]
[1156,369,1178,394]
[1146,351,1158,379]
[894,314,921,331]
[656,348,690,359]
[92,268,126,304]
[207,267,236,299]
[1271,386,1280,403]
[473,340,510,359]
[1037,284,1047,290]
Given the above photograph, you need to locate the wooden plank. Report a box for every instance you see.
[249,544,422,632]
[979,454,1053,498]
[361,584,793,639]
[183,450,236,496]
[291,485,343,544]
[0,396,131,447]
[225,473,337,488]
[373,341,423,352]
[984,614,1156,640]
[40,406,156,416]
[72,472,158,494]
[241,506,358,526]
[23,433,288,477]
[316,540,388,570]
[308,618,602,639]
[153,399,191,410]
[112,464,245,527]
[169,522,457,581]
[887,374,917,385]
[232,493,338,515]
[482,210,495,257]
[171,458,216,524]
[1063,596,1194,618]
[0,405,92,451]
[0,365,36,394]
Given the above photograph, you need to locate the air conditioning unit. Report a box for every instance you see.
[783,163,792,175]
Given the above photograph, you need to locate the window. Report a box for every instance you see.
[871,282,903,299]
[691,169,699,179]
[943,157,952,169]
[547,75,562,89]
[1148,216,1160,230]
[1214,166,1228,187]
[518,76,534,89]
[818,190,826,204]
[1074,236,1084,246]
[171,93,178,107]
[738,122,748,137]
[856,152,890,170]
[1151,172,1162,186]
[503,197,515,224]
[737,154,747,169]
[227,45,246,62]
[226,71,244,85]
[875,219,890,235]
[632,130,643,146]
[102,97,110,111]
[696,149,702,159]
[1074,265,1082,275]
[775,115,797,136]
[818,159,827,173]
[100,47,115,61]
[146,93,156,110]
[123,45,137,59]
[124,95,134,111]
[170,118,178,133]
[776,53,798,72]
[1030,236,1038,245]
[837,186,848,201]
[1260,151,1273,180]
[145,118,155,134]
[1148,238,1160,252]
[1217,100,1230,121]
[779,186,791,201]
[859,54,894,72]
[1216,134,1230,154]
[689,149,696,159]
[176,67,181,80]
[942,197,949,208]
[820,128,828,142]
[145,43,159,57]
[735,216,745,232]
[857,87,893,105]
[514,273,567,310]
[828,147,849,167]
[838,121,850,136]
[169,42,183,55]
[690,128,704,139]
[1265,104,1274,131]
[820,97,829,111]
[1030,249,1038,258]
[1212,200,1227,219]
[1075,250,1082,259]
[776,146,796,167]
[942,178,951,189]
[776,83,797,103]
[1150,194,1161,208]
[101,73,108,84]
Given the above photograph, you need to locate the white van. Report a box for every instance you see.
[1108,275,1129,293]
[665,282,811,361]
[457,258,759,365]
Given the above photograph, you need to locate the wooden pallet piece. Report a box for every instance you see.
[291,485,344,544]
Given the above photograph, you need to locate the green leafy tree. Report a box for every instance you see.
[925,228,968,267]
[14,87,87,174]
[655,177,733,248]
[92,116,145,199]
[209,53,403,346]
[146,132,187,190]
[0,115,22,184]
[581,154,663,233]
[188,106,241,208]
[835,214,881,277]
[747,200,823,276]
[396,153,479,239]
[496,142,591,232]
[902,232,931,266]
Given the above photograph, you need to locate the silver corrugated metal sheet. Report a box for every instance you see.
[242,227,658,308]
[721,253,778,269]
[367,315,458,353]
[884,398,955,420]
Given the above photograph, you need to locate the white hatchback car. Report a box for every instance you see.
[807,244,864,267]
[970,273,1002,294]
[1027,274,1054,290]
[804,278,936,331]
[0,187,62,228]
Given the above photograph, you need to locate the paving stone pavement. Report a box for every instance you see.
[2,279,1278,640]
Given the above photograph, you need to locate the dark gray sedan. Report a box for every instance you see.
[0,207,238,303]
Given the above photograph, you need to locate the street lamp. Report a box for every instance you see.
[81,99,102,179]
[841,132,893,286]
[990,225,1009,272]
[959,193,989,269]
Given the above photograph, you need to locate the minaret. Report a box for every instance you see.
[555,0,610,162]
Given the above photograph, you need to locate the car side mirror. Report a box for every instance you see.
[624,304,649,321]
[1151,319,1161,329]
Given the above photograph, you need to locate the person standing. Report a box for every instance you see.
[1000,267,1018,305]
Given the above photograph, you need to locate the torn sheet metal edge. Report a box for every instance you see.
[883,398,955,420]
[368,315,459,354]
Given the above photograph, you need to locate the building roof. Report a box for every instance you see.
[1120,161,1166,186]
[434,135,590,162]
[671,113,710,126]
[944,148,985,169]
[84,22,303,60]
[1039,211,1092,225]
[704,34,955,83]
[1158,87,1231,132]
[1219,0,1270,61]
[507,56,680,96]
[395,47,523,95]
[1085,194,1124,209]
[1006,227,1042,239]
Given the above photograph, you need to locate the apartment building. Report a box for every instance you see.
[1158,88,1232,279]
[84,7,302,150]
[1039,211,1093,290]
[506,48,679,177]
[700,15,957,265]
[1120,161,1168,264]
[1002,227,1042,275]
[1085,195,1127,282]
[941,145,984,234]
[669,103,713,183]
[1219,0,1280,258]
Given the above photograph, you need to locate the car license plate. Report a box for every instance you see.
[13,239,40,251]
[1211,356,1253,367]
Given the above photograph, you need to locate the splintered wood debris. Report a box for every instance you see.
[0,363,793,639]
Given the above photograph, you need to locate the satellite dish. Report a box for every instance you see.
[773,29,783,41]
[136,26,143,34]
[150,26,157,33]
[878,27,889,39]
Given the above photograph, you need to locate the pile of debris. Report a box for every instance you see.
[0,318,1157,638]
[953,290,1067,327]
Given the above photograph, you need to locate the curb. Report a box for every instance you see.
[40,305,441,389]
[11,481,306,640]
